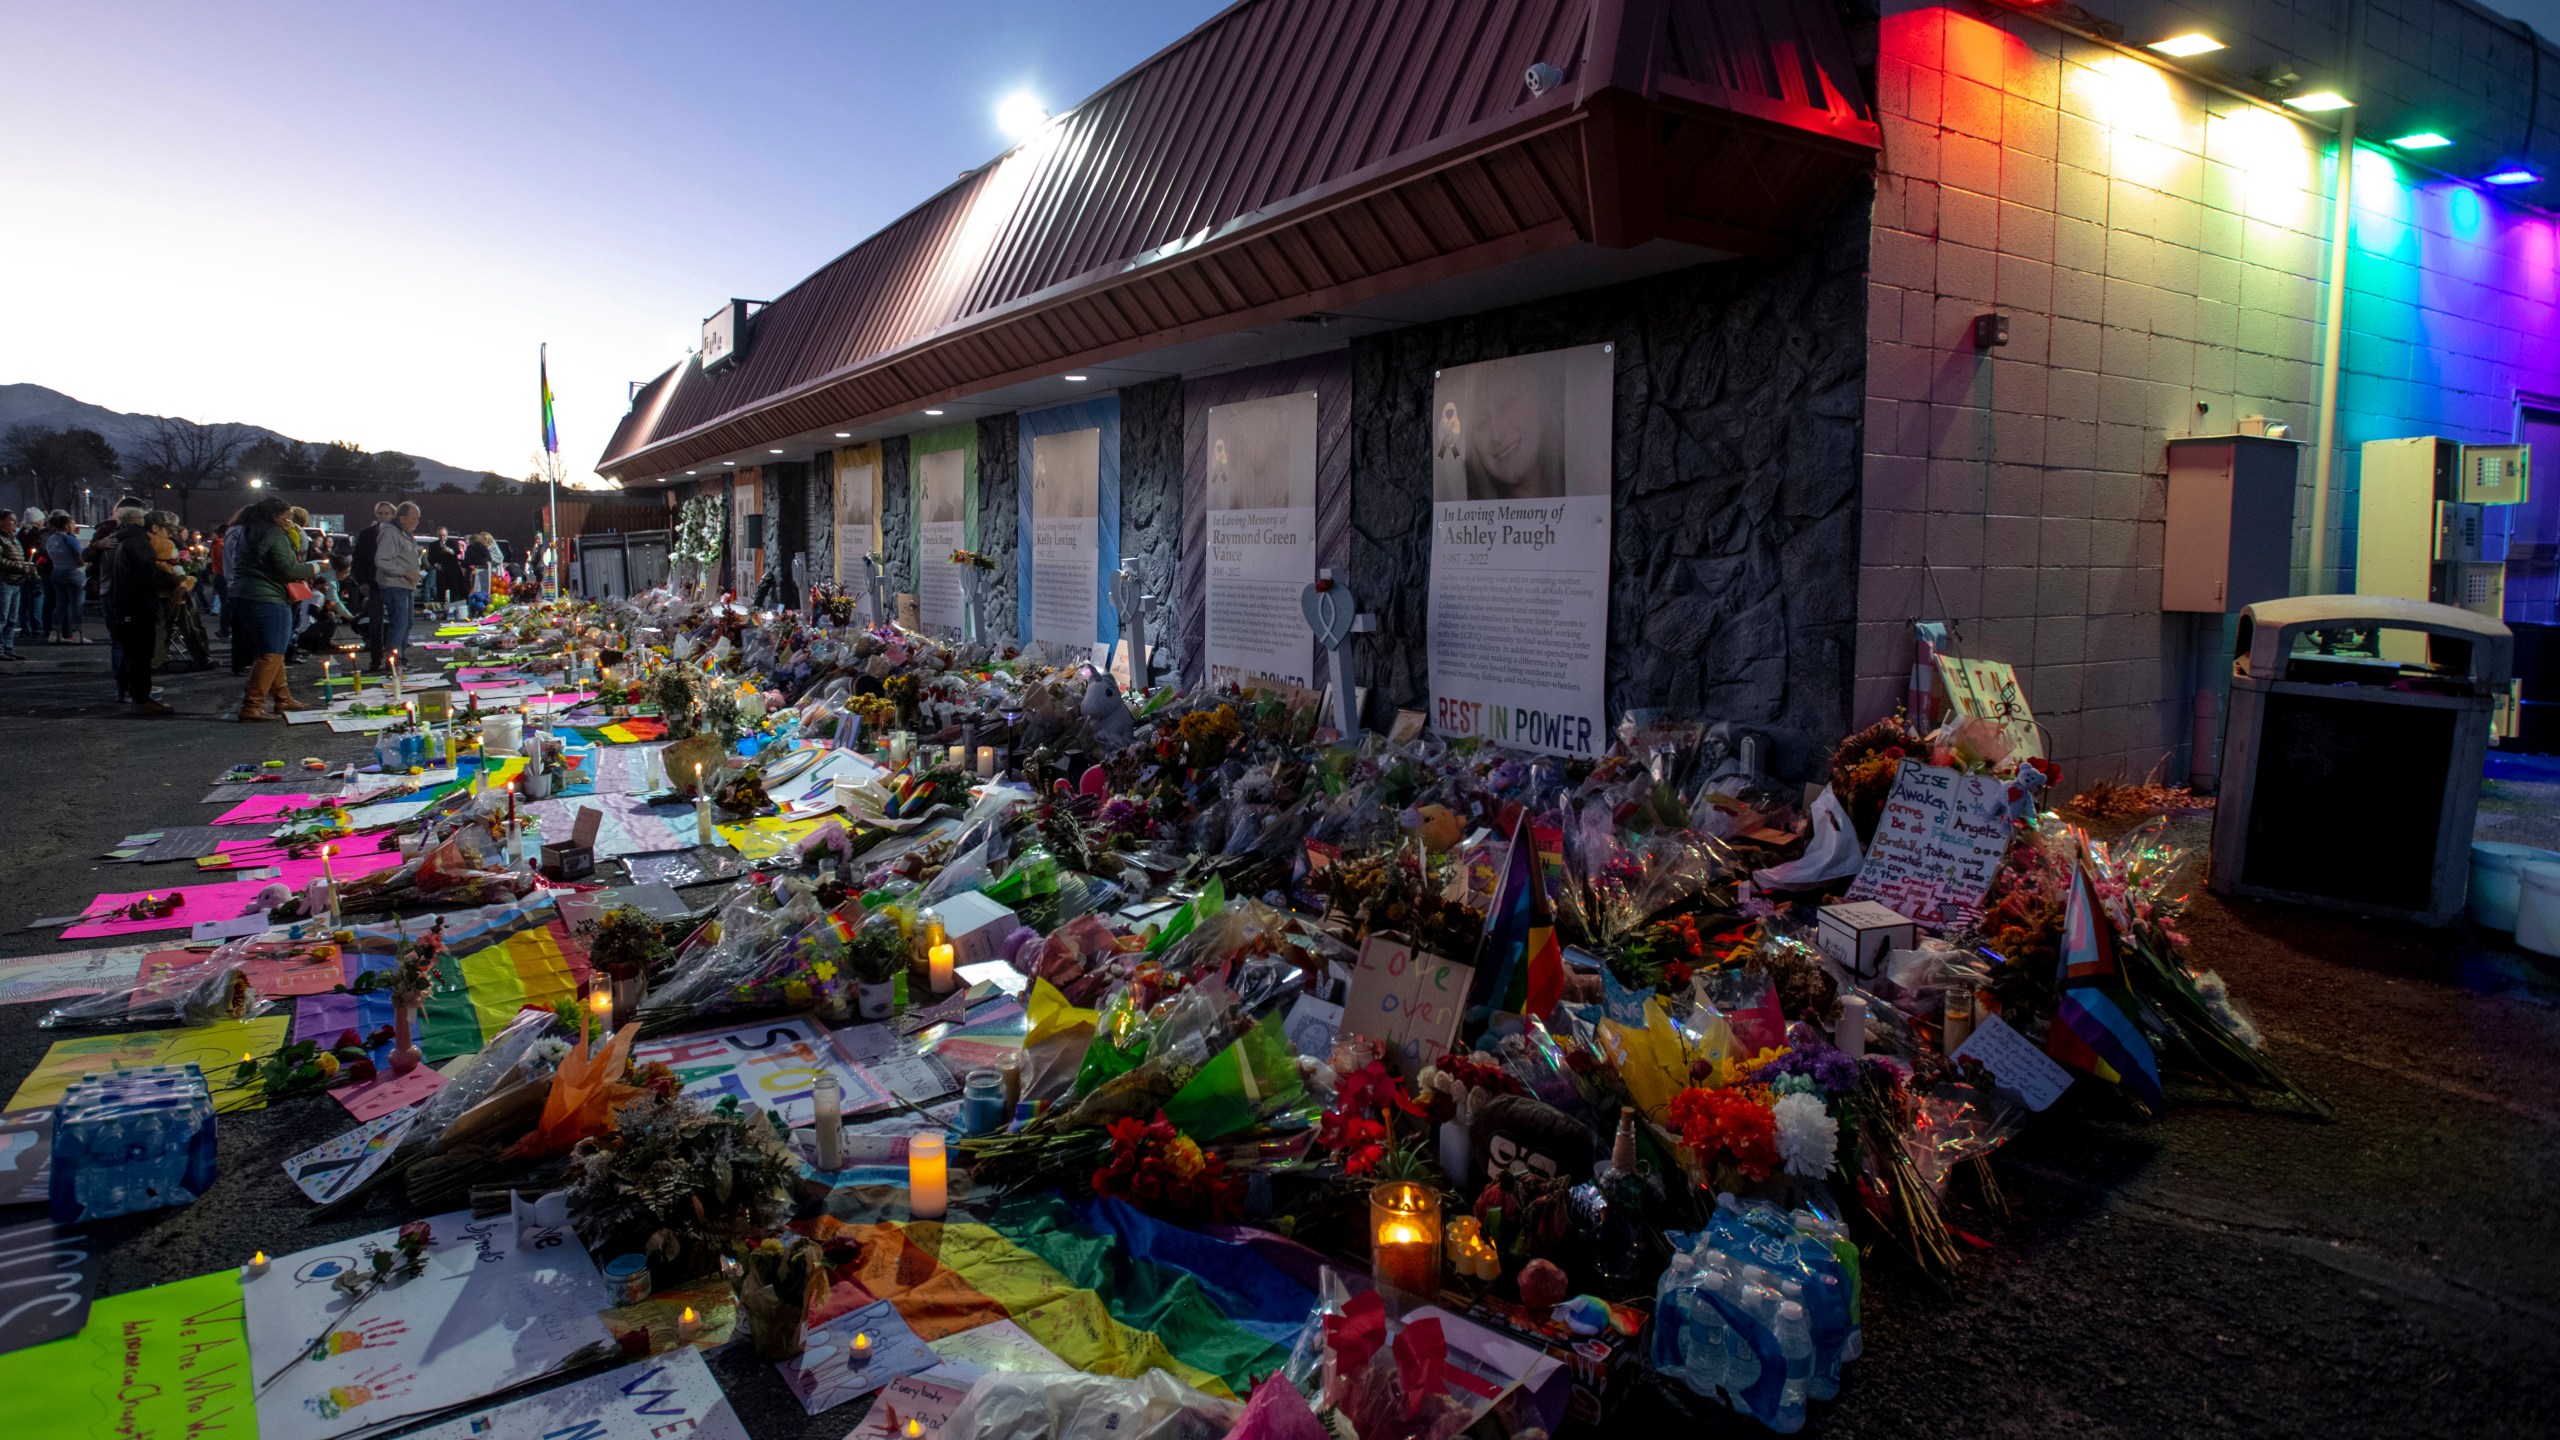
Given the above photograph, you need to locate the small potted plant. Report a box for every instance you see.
[846,910,906,1021]
[566,1091,798,1288]
[580,906,675,1026]
[730,1234,828,1360]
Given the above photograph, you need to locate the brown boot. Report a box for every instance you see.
[239,656,282,721]
[274,663,316,713]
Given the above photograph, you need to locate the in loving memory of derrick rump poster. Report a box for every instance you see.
[1426,344,1613,757]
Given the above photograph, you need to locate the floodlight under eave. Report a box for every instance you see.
[2285,90,2353,112]
[2484,168,2542,186]
[2148,33,2224,58]
[2391,132,2453,151]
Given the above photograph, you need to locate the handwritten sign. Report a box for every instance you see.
[1342,935,1472,1074]
[629,1015,889,1127]
[243,1209,613,1440]
[848,1368,975,1440]
[1937,655,2042,760]
[0,1269,251,1437]
[1950,1013,2074,1111]
[400,1350,748,1440]
[0,1220,93,1356]
[1845,760,2012,926]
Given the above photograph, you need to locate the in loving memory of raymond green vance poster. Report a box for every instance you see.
[1425,345,1613,758]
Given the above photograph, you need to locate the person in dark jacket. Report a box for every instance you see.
[227,497,321,721]
[426,537,468,618]
[103,508,179,713]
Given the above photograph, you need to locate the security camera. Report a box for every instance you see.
[1525,62,1564,96]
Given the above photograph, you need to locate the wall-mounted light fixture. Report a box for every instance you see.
[1972,313,2010,349]
[2147,34,2224,57]
[2483,168,2542,186]
[2284,90,2353,112]
[2390,131,2453,150]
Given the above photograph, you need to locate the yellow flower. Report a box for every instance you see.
[811,960,838,982]
[314,1052,341,1077]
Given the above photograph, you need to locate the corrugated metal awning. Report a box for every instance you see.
[600,0,1875,482]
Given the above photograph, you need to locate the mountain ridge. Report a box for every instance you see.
[0,381,503,492]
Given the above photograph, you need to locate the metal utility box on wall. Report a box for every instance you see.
[2210,595,2514,926]
[2162,435,2300,612]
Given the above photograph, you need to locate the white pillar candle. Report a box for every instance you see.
[977,745,997,779]
[815,1075,844,1171]
[1835,993,1868,1061]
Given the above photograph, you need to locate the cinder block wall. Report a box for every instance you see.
[1859,1,2334,784]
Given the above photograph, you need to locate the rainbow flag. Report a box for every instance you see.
[2046,847,2163,1116]
[294,899,590,1065]
[540,343,559,455]
[812,1195,1317,1399]
[1472,815,1565,1022]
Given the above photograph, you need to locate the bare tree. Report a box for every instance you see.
[131,417,253,515]
[3,423,121,513]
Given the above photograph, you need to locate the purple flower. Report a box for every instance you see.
[1750,1025,1862,1095]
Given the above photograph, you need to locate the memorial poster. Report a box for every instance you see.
[1030,427,1101,647]
[910,426,977,634]
[1425,344,1613,758]
[835,442,883,610]
[1204,391,1319,687]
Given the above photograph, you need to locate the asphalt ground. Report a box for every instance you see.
[1,618,2555,1439]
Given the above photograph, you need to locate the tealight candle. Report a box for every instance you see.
[903,1419,925,1440]
[928,942,955,995]
[908,1132,947,1220]
[848,1330,873,1365]
[244,1250,270,1279]
[677,1304,700,1342]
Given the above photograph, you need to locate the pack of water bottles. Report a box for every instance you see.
[1649,1195,1862,1432]
[48,1063,220,1224]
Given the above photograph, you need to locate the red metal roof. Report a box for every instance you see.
[600,0,1875,481]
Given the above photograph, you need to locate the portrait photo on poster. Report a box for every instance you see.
[1430,347,1613,504]
[1032,428,1101,519]
[1207,393,1315,513]
[917,449,967,525]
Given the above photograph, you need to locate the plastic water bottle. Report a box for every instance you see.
[1684,1266,1734,1398]
[1772,1300,1814,1433]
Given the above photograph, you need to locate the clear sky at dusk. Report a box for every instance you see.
[0,0,1224,480]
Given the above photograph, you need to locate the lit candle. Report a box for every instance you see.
[589,986,613,1034]
[389,658,403,704]
[1369,1181,1441,1299]
[947,742,966,768]
[847,1330,872,1365]
[320,844,339,926]
[928,942,954,995]
[903,1419,924,1440]
[815,1075,843,1171]
[976,745,997,779]
[677,1304,700,1342]
[908,1132,947,1220]
[918,907,945,951]
[693,763,714,847]
[244,1250,270,1279]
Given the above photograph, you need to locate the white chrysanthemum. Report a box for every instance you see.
[1772,1090,1838,1179]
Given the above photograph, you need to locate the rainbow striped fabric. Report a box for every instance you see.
[811,1195,1319,1400]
